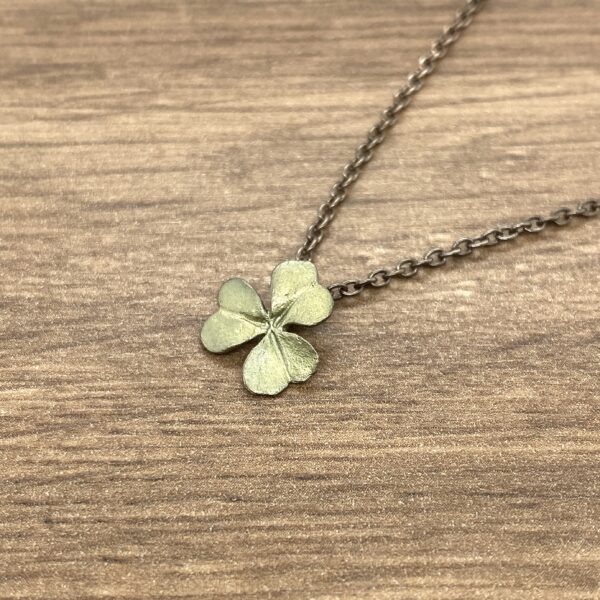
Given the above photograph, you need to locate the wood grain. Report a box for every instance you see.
[1,1,599,598]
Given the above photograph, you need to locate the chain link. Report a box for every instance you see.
[296,0,487,261]
[294,0,598,300]
[327,200,599,299]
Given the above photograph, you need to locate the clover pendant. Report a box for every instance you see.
[201,261,334,395]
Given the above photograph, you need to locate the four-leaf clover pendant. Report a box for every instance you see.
[201,261,334,396]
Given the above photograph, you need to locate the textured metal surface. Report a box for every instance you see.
[201,261,333,395]
[242,330,319,397]
[328,200,600,299]
[201,278,269,353]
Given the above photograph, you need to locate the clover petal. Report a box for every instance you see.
[201,261,333,395]
[201,278,269,353]
[270,260,334,327]
[242,330,319,395]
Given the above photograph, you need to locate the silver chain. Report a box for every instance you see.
[294,0,598,300]
[327,200,599,299]
[296,0,487,262]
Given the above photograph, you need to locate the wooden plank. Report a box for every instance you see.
[1,1,598,598]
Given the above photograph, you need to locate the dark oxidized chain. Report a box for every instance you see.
[327,200,599,299]
[296,0,487,261]
[295,0,597,300]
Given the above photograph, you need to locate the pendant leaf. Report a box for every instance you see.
[201,261,333,395]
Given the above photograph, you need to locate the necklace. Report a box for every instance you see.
[200,0,598,396]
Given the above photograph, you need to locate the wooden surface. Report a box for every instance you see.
[1,1,599,598]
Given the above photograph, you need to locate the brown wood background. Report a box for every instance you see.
[1,1,599,598]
